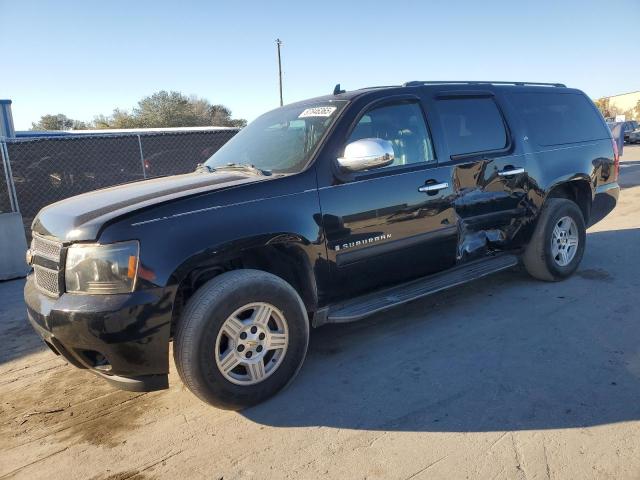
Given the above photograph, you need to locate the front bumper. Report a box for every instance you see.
[25,276,176,392]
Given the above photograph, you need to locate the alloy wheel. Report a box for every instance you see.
[215,302,289,385]
[551,215,579,267]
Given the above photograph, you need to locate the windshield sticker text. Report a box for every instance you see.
[298,106,337,118]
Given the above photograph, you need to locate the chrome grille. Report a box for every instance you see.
[34,265,61,296]
[31,233,64,297]
[32,234,63,262]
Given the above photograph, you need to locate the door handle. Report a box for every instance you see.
[418,182,449,193]
[498,167,526,177]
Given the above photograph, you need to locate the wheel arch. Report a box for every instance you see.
[168,233,319,336]
[544,177,593,224]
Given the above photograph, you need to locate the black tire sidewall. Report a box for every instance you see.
[178,272,308,409]
[541,201,586,279]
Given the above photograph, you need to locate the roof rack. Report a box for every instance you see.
[354,85,403,91]
[403,81,566,88]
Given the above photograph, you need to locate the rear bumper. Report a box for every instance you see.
[24,275,176,392]
[589,182,620,227]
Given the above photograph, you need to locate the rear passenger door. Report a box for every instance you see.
[319,98,458,301]
[431,93,529,257]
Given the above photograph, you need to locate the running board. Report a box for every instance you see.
[324,254,519,324]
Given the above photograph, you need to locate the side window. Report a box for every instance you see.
[347,102,435,168]
[437,98,507,156]
[508,92,610,146]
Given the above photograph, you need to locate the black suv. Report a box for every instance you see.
[25,81,620,409]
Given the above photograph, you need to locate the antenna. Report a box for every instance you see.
[333,84,345,95]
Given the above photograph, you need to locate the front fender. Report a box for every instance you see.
[168,231,314,285]
[98,180,326,293]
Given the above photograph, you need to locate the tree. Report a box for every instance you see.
[209,104,247,127]
[93,109,139,129]
[32,91,247,130]
[595,98,614,119]
[133,91,196,128]
[31,114,88,131]
[92,91,246,129]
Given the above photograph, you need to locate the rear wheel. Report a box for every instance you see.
[174,269,309,409]
[522,198,586,281]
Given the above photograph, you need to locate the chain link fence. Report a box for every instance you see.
[0,144,14,214]
[0,128,238,239]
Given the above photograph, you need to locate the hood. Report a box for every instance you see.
[32,171,261,241]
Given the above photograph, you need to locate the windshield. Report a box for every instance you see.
[204,101,348,174]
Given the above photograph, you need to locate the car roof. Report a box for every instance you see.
[284,81,580,110]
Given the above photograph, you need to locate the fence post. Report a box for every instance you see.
[137,134,147,179]
[1,139,18,212]
[0,138,29,279]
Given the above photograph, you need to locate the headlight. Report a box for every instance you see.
[65,241,139,294]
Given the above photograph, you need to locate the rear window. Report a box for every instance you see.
[508,92,609,146]
[437,98,507,156]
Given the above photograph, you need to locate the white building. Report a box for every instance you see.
[597,91,640,120]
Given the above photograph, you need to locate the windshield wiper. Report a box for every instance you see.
[195,163,271,176]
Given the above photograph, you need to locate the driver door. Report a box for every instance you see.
[319,99,458,302]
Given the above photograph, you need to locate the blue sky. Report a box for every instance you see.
[1,0,638,130]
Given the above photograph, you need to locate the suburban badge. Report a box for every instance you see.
[334,233,392,251]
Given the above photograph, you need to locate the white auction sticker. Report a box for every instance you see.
[298,106,337,118]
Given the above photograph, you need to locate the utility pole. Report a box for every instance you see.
[276,38,283,106]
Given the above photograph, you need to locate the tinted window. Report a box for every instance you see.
[437,98,507,156]
[347,102,435,168]
[508,92,609,146]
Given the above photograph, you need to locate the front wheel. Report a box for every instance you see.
[522,198,586,281]
[174,269,309,409]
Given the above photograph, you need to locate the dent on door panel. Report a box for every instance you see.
[451,159,531,260]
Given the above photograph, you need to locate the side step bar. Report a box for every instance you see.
[324,254,519,324]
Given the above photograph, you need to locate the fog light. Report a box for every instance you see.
[80,350,112,371]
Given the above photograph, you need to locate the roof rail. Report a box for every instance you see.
[403,80,566,88]
[355,85,403,91]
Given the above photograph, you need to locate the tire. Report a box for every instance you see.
[522,198,586,282]
[174,269,309,410]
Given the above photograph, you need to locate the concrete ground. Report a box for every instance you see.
[1,145,640,480]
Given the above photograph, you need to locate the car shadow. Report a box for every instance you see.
[243,227,640,432]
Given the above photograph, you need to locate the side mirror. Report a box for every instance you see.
[337,138,395,172]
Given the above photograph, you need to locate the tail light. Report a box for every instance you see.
[612,137,620,180]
